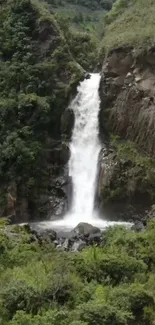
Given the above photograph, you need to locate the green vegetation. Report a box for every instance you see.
[0,221,155,324]
[0,0,83,218]
[56,15,97,70]
[1,2,155,325]
[46,0,116,34]
[101,0,155,54]
[102,136,155,204]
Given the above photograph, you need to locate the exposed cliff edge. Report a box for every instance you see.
[0,0,83,223]
[99,47,155,155]
[98,47,155,222]
[97,0,155,222]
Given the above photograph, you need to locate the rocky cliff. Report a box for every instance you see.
[97,0,155,223]
[99,47,155,155]
[98,47,155,222]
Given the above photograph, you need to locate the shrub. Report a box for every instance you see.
[77,301,132,325]
[78,247,147,285]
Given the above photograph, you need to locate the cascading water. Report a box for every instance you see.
[50,73,103,229]
[39,73,132,230]
[65,73,101,225]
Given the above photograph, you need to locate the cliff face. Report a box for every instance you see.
[99,47,155,156]
[97,0,155,222]
[0,0,83,223]
[98,47,155,222]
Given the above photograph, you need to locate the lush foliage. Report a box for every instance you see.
[53,0,115,11]
[0,0,82,218]
[101,0,155,54]
[0,221,155,324]
[46,0,116,35]
[102,136,155,204]
[56,15,97,70]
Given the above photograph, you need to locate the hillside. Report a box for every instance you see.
[98,0,155,221]
[101,0,155,54]
[0,0,83,223]
[46,0,116,35]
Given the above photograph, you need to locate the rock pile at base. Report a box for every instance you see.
[22,222,102,252]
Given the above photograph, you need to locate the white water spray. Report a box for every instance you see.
[66,73,101,225]
[41,73,132,230]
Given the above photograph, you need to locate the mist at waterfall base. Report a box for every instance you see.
[41,73,131,231]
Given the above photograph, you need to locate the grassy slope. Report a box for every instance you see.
[102,0,155,53]
[46,0,115,35]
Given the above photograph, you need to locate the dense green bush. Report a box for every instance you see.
[0,0,82,218]
[105,0,131,24]
[8,309,71,325]
[56,15,97,70]
[0,222,155,324]
[76,247,147,285]
[78,301,132,325]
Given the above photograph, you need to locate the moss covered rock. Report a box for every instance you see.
[97,140,155,222]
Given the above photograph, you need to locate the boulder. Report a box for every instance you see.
[20,223,32,233]
[84,72,91,80]
[62,238,70,250]
[72,222,101,239]
[131,221,145,232]
[29,224,57,242]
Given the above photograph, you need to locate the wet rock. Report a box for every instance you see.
[62,238,70,250]
[44,229,57,241]
[29,224,57,242]
[88,232,101,243]
[131,221,145,232]
[20,223,32,233]
[80,72,91,82]
[71,239,86,252]
[53,239,59,246]
[72,222,101,239]
[84,72,91,80]
[47,165,70,218]
[54,237,72,251]
[61,109,75,139]
[48,195,67,217]
[5,221,105,252]
[47,143,70,166]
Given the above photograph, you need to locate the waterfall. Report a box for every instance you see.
[47,73,132,230]
[66,73,101,224]
[51,73,104,228]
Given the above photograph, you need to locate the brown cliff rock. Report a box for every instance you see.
[98,47,155,221]
[99,47,155,157]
